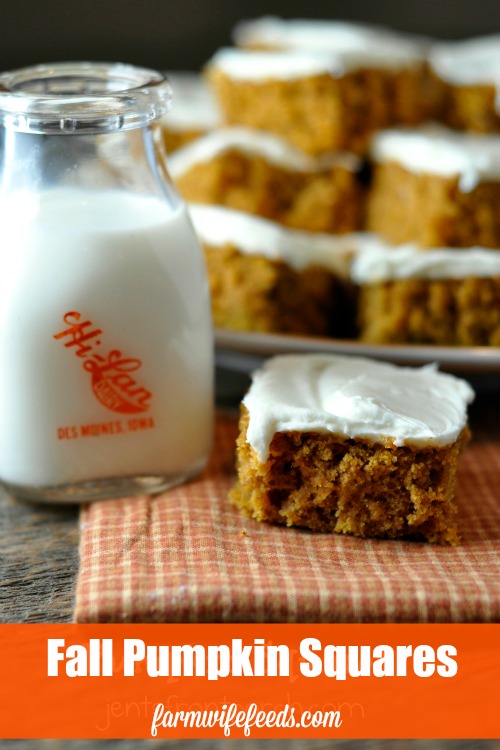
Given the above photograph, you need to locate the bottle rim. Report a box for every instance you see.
[0,61,172,134]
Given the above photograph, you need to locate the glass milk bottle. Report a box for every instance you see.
[0,62,214,502]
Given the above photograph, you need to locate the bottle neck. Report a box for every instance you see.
[0,121,180,209]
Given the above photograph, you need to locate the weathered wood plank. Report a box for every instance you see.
[0,492,79,623]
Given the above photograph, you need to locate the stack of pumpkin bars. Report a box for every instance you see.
[162,17,500,347]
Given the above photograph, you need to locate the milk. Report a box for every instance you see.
[0,188,214,492]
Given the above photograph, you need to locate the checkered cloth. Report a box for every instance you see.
[74,406,500,623]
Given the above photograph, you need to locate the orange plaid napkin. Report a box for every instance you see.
[75,405,500,623]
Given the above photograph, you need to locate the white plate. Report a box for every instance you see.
[215,328,500,376]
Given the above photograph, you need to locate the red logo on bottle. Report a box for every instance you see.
[54,311,152,414]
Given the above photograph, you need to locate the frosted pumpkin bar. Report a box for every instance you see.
[230,354,474,545]
[232,17,436,138]
[205,24,430,157]
[188,204,358,337]
[351,238,500,345]
[169,126,363,233]
[367,126,500,248]
[429,34,500,133]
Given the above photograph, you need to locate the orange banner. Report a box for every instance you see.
[0,623,497,739]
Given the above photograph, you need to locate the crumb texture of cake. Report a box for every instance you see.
[169,127,363,233]
[204,245,338,335]
[367,127,500,248]
[356,278,500,345]
[189,204,358,336]
[351,240,500,344]
[230,355,474,546]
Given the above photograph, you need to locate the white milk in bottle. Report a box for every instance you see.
[0,63,214,502]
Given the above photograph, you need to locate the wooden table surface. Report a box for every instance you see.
[0,490,79,623]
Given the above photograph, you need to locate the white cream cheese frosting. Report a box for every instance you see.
[370,126,500,192]
[168,126,361,177]
[351,237,500,282]
[232,16,427,69]
[163,71,220,131]
[243,354,474,460]
[206,47,344,81]
[188,203,361,278]
[430,35,500,112]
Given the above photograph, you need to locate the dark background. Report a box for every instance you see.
[1,0,500,74]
